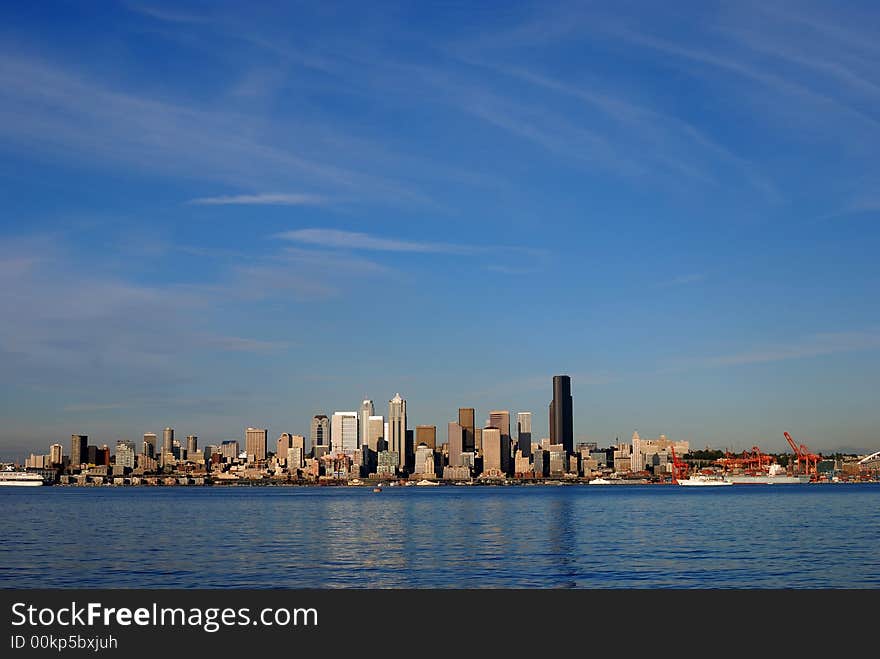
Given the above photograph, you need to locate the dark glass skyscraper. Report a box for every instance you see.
[549,375,573,455]
[458,408,475,453]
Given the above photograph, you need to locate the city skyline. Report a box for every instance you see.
[2,1,880,457]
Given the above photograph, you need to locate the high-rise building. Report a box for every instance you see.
[447,422,463,468]
[143,433,158,459]
[359,400,374,450]
[482,427,503,477]
[220,440,239,461]
[310,415,330,450]
[388,393,407,470]
[163,427,174,458]
[115,440,136,470]
[49,443,63,466]
[458,408,475,453]
[549,375,573,456]
[276,433,295,462]
[631,431,643,472]
[245,427,268,462]
[414,444,436,476]
[331,412,358,453]
[70,434,87,469]
[517,412,532,458]
[289,435,305,470]
[416,425,436,450]
[367,415,384,452]
[489,411,511,473]
[186,435,198,457]
[474,428,482,455]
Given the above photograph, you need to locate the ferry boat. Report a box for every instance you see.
[723,463,811,485]
[0,470,45,486]
[677,473,733,487]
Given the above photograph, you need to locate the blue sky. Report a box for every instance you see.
[2,1,879,459]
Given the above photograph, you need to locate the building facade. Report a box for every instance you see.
[388,393,407,470]
[549,375,573,455]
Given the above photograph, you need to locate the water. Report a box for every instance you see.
[2,484,878,588]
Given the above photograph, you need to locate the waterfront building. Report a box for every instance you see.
[416,425,436,450]
[359,400,374,450]
[367,415,384,452]
[514,449,531,476]
[549,443,566,476]
[70,434,87,469]
[310,414,330,449]
[245,427,268,462]
[458,408,475,453]
[49,443,63,466]
[115,440,136,470]
[443,464,470,480]
[388,393,407,471]
[447,422,464,467]
[376,450,399,477]
[143,433,157,459]
[549,375,573,456]
[482,427,503,477]
[331,412,359,453]
[517,412,532,458]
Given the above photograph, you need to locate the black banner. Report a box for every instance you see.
[1,589,873,655]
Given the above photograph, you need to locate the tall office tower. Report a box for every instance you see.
[474,428,482,455]
[98,445,111,466]
[289,435,306,470]
[517,412,533,458]
[489,411,511,473]
[245,427,268,462]
[388,393,407,470]
[276,433,295,462]
[416,425,436,450]
[331,412,359,453]
[143,433,157,459]
[186,435,198,456]
[631,431,643,472]
[163,427,174,456]
[359,400,374,450]
[115,440,136,470]
[367,415,385,452]
[70,434,87,469]
[482,427,503,476]
[458,408,475,453]
[220,440,239,461]
[549,375,573,456]
[448,422,464,468]
[49,443,63,466]
[310,415,330,450]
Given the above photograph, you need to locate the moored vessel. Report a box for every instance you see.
[0,470,45,486]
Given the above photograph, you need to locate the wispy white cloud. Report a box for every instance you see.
[189,193,328,206]
[703,332,880,368]
[276,228,477,254]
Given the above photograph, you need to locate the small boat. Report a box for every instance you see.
[588,477,613,485]
[372,486,382,493]
[415,479,439,486]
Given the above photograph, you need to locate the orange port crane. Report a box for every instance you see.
[784,431,821,476]
[670,445,689,484]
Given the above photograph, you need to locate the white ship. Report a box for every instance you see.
[0,470,45,486]
[677,473,733,487]
[723,463,811,485]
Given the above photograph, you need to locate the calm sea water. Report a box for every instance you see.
[2,484,878,588]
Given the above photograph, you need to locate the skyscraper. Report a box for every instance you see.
[245,427,268,462]
[631,431,643,472]
[482,427,503,477]
[186,435,198,457]
[447,422,463,468]
[276,433,295,462]
[116,440,136,470]
[388,393,407,470]
[367,415,384,452]
[416,425,436,450]
[49,443,63,466]
[359,399,374,450]
[549,375,573,455]
[143,433,157,459]
[517,412,532,458]
[70,434,87,469]
[162,427,174,465]
[330,412,358,453]
[458,408,475,453]
[311,415,330,450]
[489,411,511,474]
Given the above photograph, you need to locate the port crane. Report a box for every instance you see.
[670,445,689,484]
[784,431,821,477]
